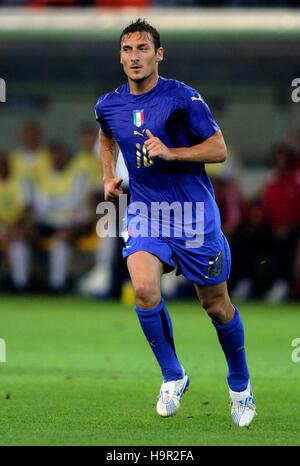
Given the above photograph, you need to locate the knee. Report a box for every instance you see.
[134,282,161,310]
[200,296,233,323]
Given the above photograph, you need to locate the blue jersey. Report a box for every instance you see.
[95,76,222,241]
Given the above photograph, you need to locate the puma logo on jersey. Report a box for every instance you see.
[133,130,144,137]
[191,95,203,102]
[133,129,147,138]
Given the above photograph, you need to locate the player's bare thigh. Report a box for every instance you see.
[194,281,235,324]
[127,251,163,310]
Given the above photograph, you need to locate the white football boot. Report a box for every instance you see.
[156,371,189,417]
[229,380,256,427]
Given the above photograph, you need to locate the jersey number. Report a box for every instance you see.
[206,252,223,279]
[136,143,153,168]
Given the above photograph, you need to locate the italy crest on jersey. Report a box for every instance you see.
[133,110,144,128]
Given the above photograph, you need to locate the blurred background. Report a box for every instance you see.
[0,1,300,303]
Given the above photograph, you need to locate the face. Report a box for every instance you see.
[21,123,41,150]
[0,158,9,179]
[274,150,290,174]
[248,205,264,227]
[49,145,68,171]
[120,31,163,83]
[80,130,96,152]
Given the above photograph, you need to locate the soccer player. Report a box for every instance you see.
[95,19,256,427]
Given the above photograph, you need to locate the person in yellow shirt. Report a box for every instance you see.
[0,154,32,290]
[33,141,92,290]
[10,120,50,197]
[71,123,103,197]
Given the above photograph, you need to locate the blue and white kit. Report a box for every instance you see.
[95,77,231,286]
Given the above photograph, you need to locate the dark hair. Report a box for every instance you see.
[269,143,296,168]
[21,120,41,132]
[78,123,97,134]
[120,18,161,52]
[48,140,69,156]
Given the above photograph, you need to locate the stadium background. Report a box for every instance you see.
[0,1,300,446]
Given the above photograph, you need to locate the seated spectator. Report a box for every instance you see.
[10,120,50,200]
[206,146,245,238]
[32,141,93,290]
[71,123,103,201]
[261,143,300,301]
[0,154,33,290]
[284,131,300,298]
[78,148,130,298]
[213,176,246,238]
[230,199,275,300]
[284,128,300,182]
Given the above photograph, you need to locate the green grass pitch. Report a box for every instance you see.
[0,296,299,446]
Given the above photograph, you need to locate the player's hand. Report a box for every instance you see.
[104,177,123,202]
[145,129,175,161]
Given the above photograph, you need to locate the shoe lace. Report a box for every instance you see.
[230,398,257,415]
[158,382,176,403]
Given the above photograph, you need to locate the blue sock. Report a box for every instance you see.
[212,307,250,392]
[134,298,183,382]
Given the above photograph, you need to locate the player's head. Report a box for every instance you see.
[120,18,163,83]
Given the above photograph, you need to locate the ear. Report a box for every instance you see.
[156,47,164,63]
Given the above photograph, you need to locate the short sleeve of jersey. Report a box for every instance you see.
[181,85,220,141]
[94,95,113,136]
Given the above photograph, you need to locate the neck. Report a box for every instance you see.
[128,72,159,95]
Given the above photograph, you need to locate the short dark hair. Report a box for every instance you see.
[78,123,97,134]
[269,143,296,169]
[120,18,161,51]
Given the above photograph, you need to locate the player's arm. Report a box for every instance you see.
[169,130,227,163]
[145,129,227,164]
[99,129,123,201]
